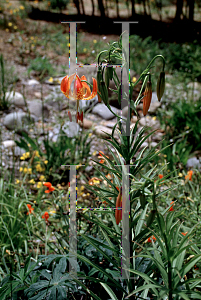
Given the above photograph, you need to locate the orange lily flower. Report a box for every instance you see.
[159,174,163,179]
[43,182,55,193]
[61,73,97,101]
[27,204,34,215]
[185,170,193,181]
[42,212,49,222]
[147,235,156,243]
[169,201,174,211]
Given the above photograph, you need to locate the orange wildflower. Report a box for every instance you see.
[169,201,174,211]
[61,73,97,101]
[181,232,188,236]
[185,170,193,181]
[42,212,49,222]
[88,177,101,185]
[159,174,163,179]
[43,182,55,193]
[27,204,34,215]
[98,151,109,163]
[147,235,156,243]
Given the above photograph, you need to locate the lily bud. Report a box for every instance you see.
[157,71,165,102]
[146,209,157,227]
[100,81,108,105]
[143,81,152,116]
[140,194,146,209]
[97,66,102,92]
[105,67,110,88]
[118,83,124,105]
[115,189,122,225]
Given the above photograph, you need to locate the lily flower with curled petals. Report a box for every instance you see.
[61,73,97,123]
[61,73,97,101]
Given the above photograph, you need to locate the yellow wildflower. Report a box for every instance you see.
[19,167,23,172]
[15,179,20,184]
[88,133,92,137]
[152,116,156,121]
[14,26,17,30]
[23,168,28,173]
[132,77,137,83]
[93,39,97,43]
[36,164,43,172]
[37,182,43,188]
[48,77,53,83]
[35,150,40,157]
[80,186,85,191]
[5,29,9,32]
[27,168,32,174]
[6,250,10,255]
[30,36,34,40]
[178,173,183,177]
[44,160,48,164]
[20,155,25,160]
[68,43,70,47]
[92,151,97,156]
[50,210,56,214]
[25,152,30,158]
[29,179,35,184]
[163,154,167,158]
[39,175,45,181]
[19,5,24,10]
[8,22,12,27]
[83,48,87,52]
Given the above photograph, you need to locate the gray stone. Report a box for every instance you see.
[79,95,99,112]
[186,157,201,171]
[92,103,119,120]
[5,91,25,107]
[3,112,36,131]
[13,146,26,157]
[148,101,161,114]
[150,141,158,148]
[44,92,67,111]
[62,121,80,138]
[93,125,118,139]
[26,100,49,118]
[139,116,160,129]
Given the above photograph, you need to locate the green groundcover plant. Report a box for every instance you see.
[0,32,201,300]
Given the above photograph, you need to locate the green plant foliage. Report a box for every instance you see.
[27,56,55,80]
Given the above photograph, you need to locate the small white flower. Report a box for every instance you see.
[103,36,107,40]
[91,50,95,53]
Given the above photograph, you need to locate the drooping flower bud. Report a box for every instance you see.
[143,81,152,116]
[157,71,165,102]
[146,209,157,227]
[99,81,109,106]
[115,189,122,225]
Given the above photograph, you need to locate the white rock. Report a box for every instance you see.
[2,140,16,148]
[5,91,24,107]
[27,79,40,85]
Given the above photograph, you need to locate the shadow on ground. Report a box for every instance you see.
[28,7,201,43]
